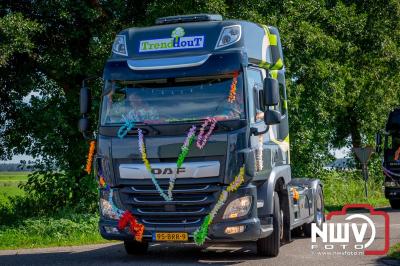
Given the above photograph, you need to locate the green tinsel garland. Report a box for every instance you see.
[193,214,211,245]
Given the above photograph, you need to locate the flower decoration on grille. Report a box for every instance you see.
[118,211,145,242]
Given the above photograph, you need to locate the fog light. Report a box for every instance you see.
[104,226,120,234]
[223,196,252,219]
[225,225,245,235]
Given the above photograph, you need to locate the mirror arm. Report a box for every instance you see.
[250,126,268,136]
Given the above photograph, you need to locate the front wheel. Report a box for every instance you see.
[124,240,149,255]
[390,199,400,209]
[304,185,325,237]
[257,192,281,257]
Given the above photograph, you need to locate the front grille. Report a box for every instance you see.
[118,182,221,228]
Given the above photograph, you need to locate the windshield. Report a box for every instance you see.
[100,73,244,125]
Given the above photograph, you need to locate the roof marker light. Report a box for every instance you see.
[112,35,128,56]
[215,25,241,49]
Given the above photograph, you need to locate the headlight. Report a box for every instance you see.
[112,35,128,56]
[223,196,252,219]
[215,25,241,49]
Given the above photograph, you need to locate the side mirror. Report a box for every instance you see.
[79,117,89,133]
[80,87,90,114]
[79,80,92,139]
[263,78,279,106]
[376,132,382,153]
[264,109,281,125]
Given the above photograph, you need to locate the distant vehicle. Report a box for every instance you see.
[376,108,400,209]
[79,14,325,257]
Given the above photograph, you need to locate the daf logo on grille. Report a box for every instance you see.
[151,167,186,175]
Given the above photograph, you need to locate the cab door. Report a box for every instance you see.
[246,67,273,178]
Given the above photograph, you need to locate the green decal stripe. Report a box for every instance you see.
[259,25,284,71]
[270,58,283,70]
[270,70,279,79]
[258,60,271,68]
[269,34,278,46]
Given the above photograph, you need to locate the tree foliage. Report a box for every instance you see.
[0,1,399,210]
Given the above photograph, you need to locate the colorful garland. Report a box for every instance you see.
[117,114,135,139]
[118,210,145,242]
[99,189,124,220]
[137,119,217,201]
[102,189,145,241]
[196,117,217,149]
[228,71,239,103]
[168,125,197,200]
[255,135,264,171]
[99,176,110,190]
[85,140,96,174]
[138,128,171,201]
[193,167,245,245]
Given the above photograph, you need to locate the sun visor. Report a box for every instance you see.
[110,22,244,60]
[103,52,243,81]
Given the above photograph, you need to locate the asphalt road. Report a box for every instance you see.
[0,207,399,266]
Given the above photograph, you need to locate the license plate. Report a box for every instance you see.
[155,232,188,242]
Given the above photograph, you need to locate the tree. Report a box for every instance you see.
[0,1,399,211]
[0,1,149,211]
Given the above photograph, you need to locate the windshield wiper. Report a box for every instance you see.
[134,122,161,135]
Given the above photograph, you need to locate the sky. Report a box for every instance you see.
[1,154,35,163]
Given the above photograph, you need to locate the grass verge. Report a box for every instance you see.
[318,170,389,212]
[0,172,28,203]
[0,213,107,250]
[388,243,400,260]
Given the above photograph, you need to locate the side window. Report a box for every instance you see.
[278,82,287,116]
[272,73,286,116]
[247,68,264,122]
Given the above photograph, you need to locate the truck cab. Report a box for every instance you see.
[79,14,324,257]
[377,108,400,209]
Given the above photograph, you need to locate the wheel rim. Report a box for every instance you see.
[280,209,284,240]
[315,192,324,227]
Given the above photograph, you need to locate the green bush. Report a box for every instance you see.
[20,171,98,215]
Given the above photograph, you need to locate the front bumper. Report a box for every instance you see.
[99,216,273,243]
[99,183,273,243]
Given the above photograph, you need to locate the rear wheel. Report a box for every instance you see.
[304,186,325,237]
[124,240,149,255]
[390,199,400,209]
[257,192,281,257]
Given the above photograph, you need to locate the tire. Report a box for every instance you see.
[257,192,281,257]
[390,199,400,209]
[304,185,325,237]
[124,240,149,255]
